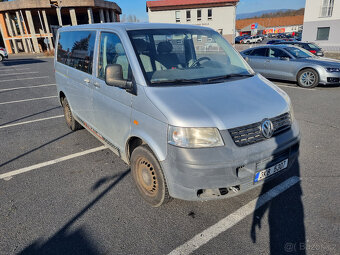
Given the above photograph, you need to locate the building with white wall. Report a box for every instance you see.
[146,0,239,43]
[302,0,340,51]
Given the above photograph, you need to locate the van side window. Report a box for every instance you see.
[57,31,96,74]
[98,32,131,81]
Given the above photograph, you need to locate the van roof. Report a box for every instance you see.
[58,22,213,32]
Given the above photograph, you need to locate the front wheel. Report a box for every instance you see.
[131,145,171,207]
[0,55,3,62]
[297,68,319,88]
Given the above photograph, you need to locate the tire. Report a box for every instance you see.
[61,97,82,131]
[131,145,171,207]
[297,68,319,88]
[0,55,3,62]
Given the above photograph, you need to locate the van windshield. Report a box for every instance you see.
[127,29,253,85]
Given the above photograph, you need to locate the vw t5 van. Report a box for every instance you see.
[55,23,300,207]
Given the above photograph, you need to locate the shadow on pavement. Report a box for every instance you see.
[251,136,305,254]
[1,59,46,66]
[0,131,73,169]
[19,169,131,255]
[0,106,61,126]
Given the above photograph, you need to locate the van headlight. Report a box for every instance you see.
[168,126,224,148]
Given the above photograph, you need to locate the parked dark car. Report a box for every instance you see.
[271,41,324,56]
[235,36,244,44]
[267,39,285,44]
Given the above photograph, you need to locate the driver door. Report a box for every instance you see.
[264,48,295,80]
[91,31,133,152]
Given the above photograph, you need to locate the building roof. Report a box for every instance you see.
[147,0,238,10]
[236,15,304,30]
[0,0,122,13]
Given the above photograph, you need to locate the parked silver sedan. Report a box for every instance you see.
[241,45,340,88]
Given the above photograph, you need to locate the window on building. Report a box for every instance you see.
[320,0,334,17]
[175,11,180,23]
[316,27,330,40]
[98,32,131,81]
[57,31,96,74]
[197,10,202,21]
[186,10,191,21]
[208,9,212,20]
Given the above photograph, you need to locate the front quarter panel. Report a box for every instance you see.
[130,84,168,162]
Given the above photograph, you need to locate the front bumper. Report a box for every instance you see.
[161,121,300,201]
[319,70,340,85]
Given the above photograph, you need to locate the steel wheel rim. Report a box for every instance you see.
[300,71,316,87]
[136,157,158,197]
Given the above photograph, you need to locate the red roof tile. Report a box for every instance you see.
[236,16,304,30]
[147,0,238,8]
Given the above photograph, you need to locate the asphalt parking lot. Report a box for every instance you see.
[0,57,339,255]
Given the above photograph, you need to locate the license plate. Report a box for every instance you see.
[254,159,288,183]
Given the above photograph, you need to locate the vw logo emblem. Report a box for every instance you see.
[261,119,274,139]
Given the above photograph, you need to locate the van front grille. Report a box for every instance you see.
[228,112,291,147]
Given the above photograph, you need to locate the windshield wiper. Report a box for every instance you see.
[151,79,203,85]
[207,73,254,82]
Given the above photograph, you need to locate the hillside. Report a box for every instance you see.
[237,8,304,20]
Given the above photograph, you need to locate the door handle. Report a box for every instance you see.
[84,78,90,83]
[93,82,100,88]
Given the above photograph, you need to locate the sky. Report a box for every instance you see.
[110,0,306,22]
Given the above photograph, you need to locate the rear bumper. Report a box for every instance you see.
[161,120,300,201]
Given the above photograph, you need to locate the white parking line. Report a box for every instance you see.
[0,76,49,83]
[0,146,107,180]
[168,176,300,255]
[0,83,56,92]
[0,67,31,71]
[0,115,64,129]
[0,71,39,77]
[277,84,315,90]
[0,96,57,105]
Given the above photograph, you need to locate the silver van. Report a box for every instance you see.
[55,23,300,207]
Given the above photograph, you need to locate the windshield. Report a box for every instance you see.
[308,43,320,50]
[284,47,314,59]
[127,29,253,85]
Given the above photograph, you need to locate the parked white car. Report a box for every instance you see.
[242,36,262,44]
[0,47,8,61]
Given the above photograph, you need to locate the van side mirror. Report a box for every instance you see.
[105,64,133,90]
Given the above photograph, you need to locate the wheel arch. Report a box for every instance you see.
[125,135,166,165]
[296,66,320,81]
[59,91,66,105]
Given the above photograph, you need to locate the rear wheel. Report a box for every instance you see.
[131,145,171,207]
[297,68,319,88]
[62,97,82,131]
[0,55,3,62]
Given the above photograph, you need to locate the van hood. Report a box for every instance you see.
[144,74,290,130]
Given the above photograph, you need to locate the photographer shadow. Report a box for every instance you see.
[251,138,306,254]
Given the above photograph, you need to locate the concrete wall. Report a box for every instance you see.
[304,0,340,22]
[302,0,340,50]
[148,6,236,43]
[302,19,340,49]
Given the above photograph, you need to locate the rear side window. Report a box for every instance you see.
[250,48,267,57]
[57,31,96,74]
